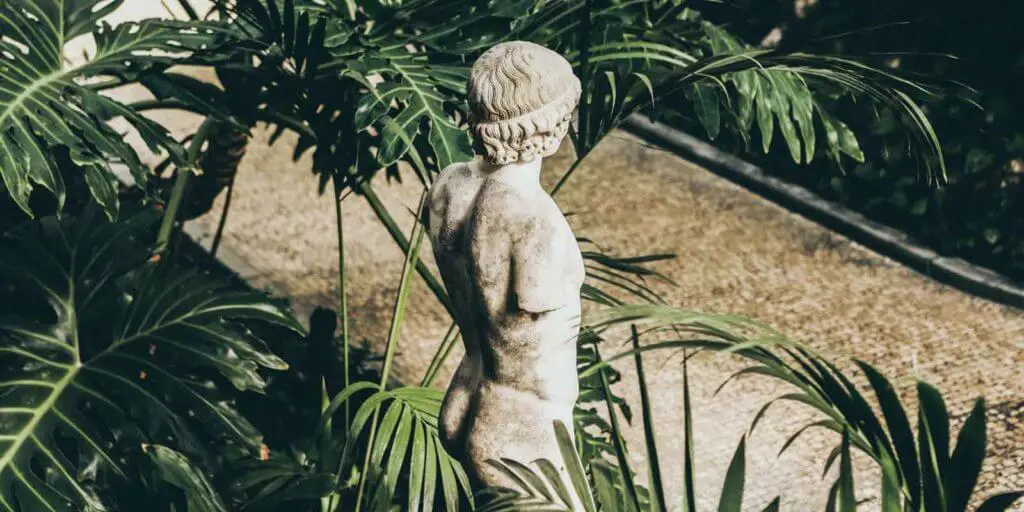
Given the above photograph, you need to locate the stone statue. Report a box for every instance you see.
[424,41,586,499]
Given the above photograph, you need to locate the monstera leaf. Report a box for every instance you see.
[229,0,945,195]
[342,52,473,175]
[0,208,302,510]
[0,0,226,219]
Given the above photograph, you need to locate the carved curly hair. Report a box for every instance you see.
[467,41,582,165]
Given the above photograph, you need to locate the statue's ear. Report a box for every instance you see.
[512,216,569,314]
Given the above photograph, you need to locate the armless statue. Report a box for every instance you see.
[424,41,585,499]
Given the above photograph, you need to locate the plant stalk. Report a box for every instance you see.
[333,177,351,423]
[323,178,352,512]
[596,343,643,512]
[681,349,697,512]
[358,181,453,315]
[209,178,234,257]
[420,321,460,388]
[379,190,428,386]
[551,151,589,197]
[156,119,215,253]
[359,183,463,387]
[174,0,200,20]
[354,190,429,509]
[632,324,667,512]
[551,0,594,199]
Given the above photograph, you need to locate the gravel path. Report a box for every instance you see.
[107,3,1022,509]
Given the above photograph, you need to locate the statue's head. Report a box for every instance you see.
[468,41,582,166]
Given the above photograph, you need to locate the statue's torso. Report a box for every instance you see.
[426,159,584,483]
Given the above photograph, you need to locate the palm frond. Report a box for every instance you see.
[475,420,597,512]
[576,303,1017,512]
[228,382,471,511]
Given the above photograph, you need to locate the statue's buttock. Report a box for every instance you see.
[424,41,585,502]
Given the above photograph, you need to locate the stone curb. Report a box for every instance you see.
[624,114,1024,310]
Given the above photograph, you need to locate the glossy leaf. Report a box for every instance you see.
[0,208,301,511]
[0,0,225,218]
[146,445,229,512]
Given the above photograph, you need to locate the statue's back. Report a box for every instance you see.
[427,161,489,335]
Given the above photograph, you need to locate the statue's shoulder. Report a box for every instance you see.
[425,161,482,229]
[478,185,554,230]
[430,161,475,202]
[436,160,475,185]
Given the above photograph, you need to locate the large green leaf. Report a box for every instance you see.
[0,207,302,510]
[336,52,473,175]
[145,445,229,512]
[0,0,225,219]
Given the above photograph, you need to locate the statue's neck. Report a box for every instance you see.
[478,156,542,189]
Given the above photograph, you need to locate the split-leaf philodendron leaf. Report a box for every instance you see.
[0,207,302,510]
[0,0,227,220]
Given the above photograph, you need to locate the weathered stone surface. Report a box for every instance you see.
[425,42,585,499]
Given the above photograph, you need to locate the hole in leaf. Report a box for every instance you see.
[91,0,117,13]
[1,36,29,55]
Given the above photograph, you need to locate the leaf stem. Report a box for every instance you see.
[596,343,643,512]
[420,321,459,388]
[358,181,453,315]
[550,151,589,197]
[380,190,428,386]
[174,0,201,20]
[632,325,667,512]
[552,0,594,199]
[354,190,429,509]
[333,177,351,423]
[681,350,697,512]
[209,179,234,257]
[156,119,215,254]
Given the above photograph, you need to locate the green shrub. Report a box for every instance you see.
[0,1,1019,511]
[688,0,1024,281]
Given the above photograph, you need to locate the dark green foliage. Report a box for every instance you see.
[0,2,1019,512]
[191,0,945,205]
[693,0,1024,282]
[0,0,234,220]
[0,205,302,510]
[146,445,230,512]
